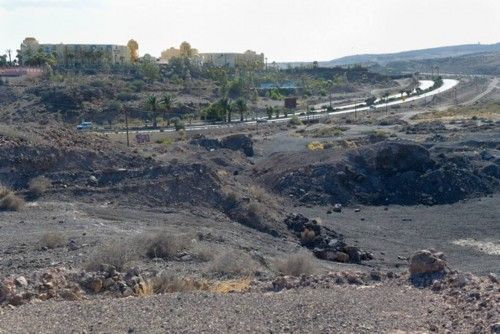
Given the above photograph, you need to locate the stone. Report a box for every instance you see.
[487,273,498,284]
[8,294,24,306]
[369,271,382,281]
[332,204,342,213]
[122,287,134,297]
[90,278,103,293]
[490,323,500,334]
[409,250,446,275]
[67,240,79,251]
[15,276,28,288]
[344,246,361,264]
[333,252,349,263]
[59,289,81,301]
[88,175,98,185]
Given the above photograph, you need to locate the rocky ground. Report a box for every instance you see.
[0,76,499,333]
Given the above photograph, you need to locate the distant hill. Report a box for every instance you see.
[380,52,500,76]
[320,43,500,67]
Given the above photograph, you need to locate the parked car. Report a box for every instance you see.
[76,121,93,130]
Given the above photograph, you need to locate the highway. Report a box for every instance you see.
[105,78,459,134]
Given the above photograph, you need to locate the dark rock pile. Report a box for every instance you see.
[260,140,499,205]
[191,134,254,157]
[284,214,373,263]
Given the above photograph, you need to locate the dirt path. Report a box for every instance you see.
[461,77,499,106]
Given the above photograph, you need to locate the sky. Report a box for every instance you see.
[1,0,499,62]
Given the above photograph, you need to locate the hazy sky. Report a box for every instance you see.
[1,0,499,62]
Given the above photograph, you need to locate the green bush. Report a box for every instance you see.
[289,115,303,126]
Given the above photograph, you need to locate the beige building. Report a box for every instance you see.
[19,38,132,67]
[200,51,265,69]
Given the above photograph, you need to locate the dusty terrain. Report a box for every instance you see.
[0,75,499,333]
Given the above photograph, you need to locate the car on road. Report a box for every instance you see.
[256,118,268,123]
[76,121,93,131]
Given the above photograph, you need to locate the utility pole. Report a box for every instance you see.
[124,107,130,147]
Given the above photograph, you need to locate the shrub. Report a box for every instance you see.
[152,275,209,294]
[28,176,51,197]
[275,253,316,276]
[174,119,185,131]
[193,244,215,262]
[0,186,24,211]
[289,115,303,126]
[39,232,66,249]
[144,232,191,260]
[209,250,256,277]
[85,242,139,271]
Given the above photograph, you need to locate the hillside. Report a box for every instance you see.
[381,51,500,75]
[321,42,500,67]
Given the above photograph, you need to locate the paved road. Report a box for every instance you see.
[103,79,459,135]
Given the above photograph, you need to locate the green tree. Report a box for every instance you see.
[161,94,175,124]
[365,96,377,106]
[146,95,160,128]
[234,98,247,122]
[139,58,160,82]
[266,106,274,119]
[103,100,122,128]
[219,98,232,123]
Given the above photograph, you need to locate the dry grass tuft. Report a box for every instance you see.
[152,275,210,294]
[85,241,139,271]
[28,176,52,197]
[209,250,257,277]
[211,278,252,293]
[275,253,316,277]
[39,232,66,249]
[300,228,316,243]
[307,141,325,151]
[0,186,24,211]
[144,232,192,260]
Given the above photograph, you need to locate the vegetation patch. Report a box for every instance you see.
[307,141,325,151]
[0,186,24,211]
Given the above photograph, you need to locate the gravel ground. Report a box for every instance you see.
[0,282,456,334]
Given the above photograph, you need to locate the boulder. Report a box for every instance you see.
[409,250,446,275]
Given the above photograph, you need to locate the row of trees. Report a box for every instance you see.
[144,94,175,128]
[201,98,248,123]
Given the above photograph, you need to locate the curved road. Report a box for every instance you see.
[108,79,459,134]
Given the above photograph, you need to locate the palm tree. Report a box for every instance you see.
[161,94,175,126]
[146,95,160,128]
[219,98,232,123]
[234,98,247,121]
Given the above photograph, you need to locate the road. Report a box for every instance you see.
[461,77,499,106]
[104,79,459,135]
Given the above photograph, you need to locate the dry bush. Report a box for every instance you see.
[28,176,51,197]
[0,186,24,211]
[152,275,209,294]
[85,241,139,271]
[39,232,66,249]
[211,278,252,293]
[209,250,257,277]
[193,244,215,262]
[300,228,316,243]
[275,253,316,277]
[144,232,192,260]
[248,185,269,203]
